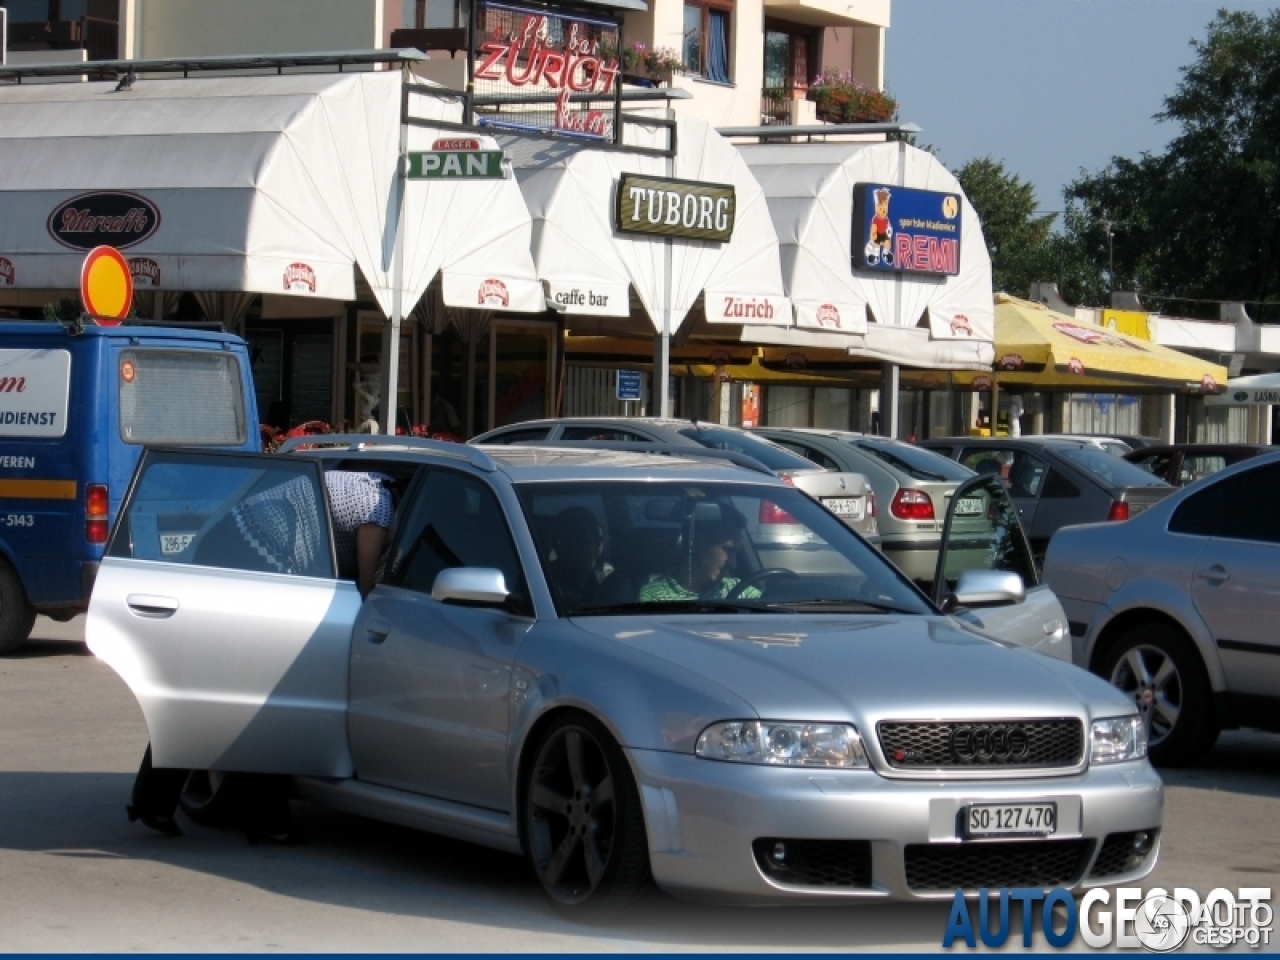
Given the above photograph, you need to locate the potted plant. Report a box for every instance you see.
[607,42,680,87]
[808,70,898,124]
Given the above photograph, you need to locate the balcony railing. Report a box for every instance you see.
[762,85,794,125]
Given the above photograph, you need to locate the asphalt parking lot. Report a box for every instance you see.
[3,617,1278,952]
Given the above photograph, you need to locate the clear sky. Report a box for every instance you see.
[885,0,1278,219]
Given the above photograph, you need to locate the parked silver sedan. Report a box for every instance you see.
[1045,451,1280,767]
[473,417,879,543]
[88,440,1161,909]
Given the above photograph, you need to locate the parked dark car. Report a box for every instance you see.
[1124,443,1269,487]
[917,438,1175,562]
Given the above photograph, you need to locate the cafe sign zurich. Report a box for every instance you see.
[615,174,736,243]
[48,191,161,251]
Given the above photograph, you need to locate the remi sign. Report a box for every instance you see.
[615,174,736,243]
[852,182,962,277]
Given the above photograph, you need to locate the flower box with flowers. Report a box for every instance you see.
[606,41,680,87]
[807,71,898,124]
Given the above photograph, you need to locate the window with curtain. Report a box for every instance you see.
[683,1,732,82]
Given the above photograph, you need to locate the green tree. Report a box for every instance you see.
[1059,9,1280,317]
[955,157,1057,296]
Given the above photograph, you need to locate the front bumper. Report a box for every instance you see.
[628,748,1163,905]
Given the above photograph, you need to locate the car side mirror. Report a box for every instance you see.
[941,569,1026,613]
[431,567,510,606]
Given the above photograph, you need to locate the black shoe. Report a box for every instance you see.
[127,804,183,837]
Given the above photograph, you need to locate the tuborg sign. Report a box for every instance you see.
[615,174,735,243]
[852,182,961,277]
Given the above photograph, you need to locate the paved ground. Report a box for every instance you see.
[2,617,1278,952]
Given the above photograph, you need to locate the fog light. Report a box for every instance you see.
[771,842,787,863]
[1132,830,1153,855]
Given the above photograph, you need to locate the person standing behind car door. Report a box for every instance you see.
[323,470,394,598]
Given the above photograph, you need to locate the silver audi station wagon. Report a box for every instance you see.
[88,439,1162,909]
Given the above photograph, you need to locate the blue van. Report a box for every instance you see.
[0,322,260,652]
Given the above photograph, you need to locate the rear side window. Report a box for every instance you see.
[1171,463,1280,543]
[560,426,648,442]
[1041,469,1081,499]
[1053,446,1168,489]
[853,439,971,482]
[119,349,247,446]
[108,451,334,578]
[483,427,550,445]
[679,427,815,471]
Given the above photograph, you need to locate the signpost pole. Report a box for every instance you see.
[380,85,410,435]
[653,120,675,418]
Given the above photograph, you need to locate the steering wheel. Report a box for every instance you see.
[725,568,800,599]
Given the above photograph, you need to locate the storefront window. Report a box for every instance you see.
[356,315,415,431]
[246,322,335,430]
[491,322,554,430]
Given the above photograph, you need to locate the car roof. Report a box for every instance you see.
[1123,442,1269,455]
[292,440,783,485]
[921,436,1089,449]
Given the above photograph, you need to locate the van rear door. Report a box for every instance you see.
[87,449,360,776]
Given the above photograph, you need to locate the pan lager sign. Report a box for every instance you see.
[615,174,736,242]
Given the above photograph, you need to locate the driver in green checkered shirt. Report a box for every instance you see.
[640,513,762,602]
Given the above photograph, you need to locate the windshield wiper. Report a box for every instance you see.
[763,598,920,615]
[570,599,783,616]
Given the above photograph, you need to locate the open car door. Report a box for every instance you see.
[87,449,361,776]
[932,475,1070,661]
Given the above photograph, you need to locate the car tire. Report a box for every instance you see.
[522,713,652,913]
[178,771,244,827]
[1098,622,1218,767]
[0,559,36,655]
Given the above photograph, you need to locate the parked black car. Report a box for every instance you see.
[1124,442,1270,487]
[917,437,1175,562]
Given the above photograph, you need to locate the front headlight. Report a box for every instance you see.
[695,721,869,767]
[1090,715,1147,764]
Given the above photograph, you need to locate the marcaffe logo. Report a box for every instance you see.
[48,191,161,251]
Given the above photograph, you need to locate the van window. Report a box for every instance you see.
[119,349,247,446]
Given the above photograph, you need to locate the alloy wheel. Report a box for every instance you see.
[526,725,618,905]
[1109,644,1182,745]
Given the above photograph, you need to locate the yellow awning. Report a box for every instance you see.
[952,296,1227,393]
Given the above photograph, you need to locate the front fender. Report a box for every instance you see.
[1088,577,1225,691]
[504,621,757,809]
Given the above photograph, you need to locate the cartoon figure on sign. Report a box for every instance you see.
[950,313,974,337]
[865,188,894,266]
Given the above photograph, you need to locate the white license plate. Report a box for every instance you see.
[160,532,196,555]
[955,496,985,516]
[966,802,1057,837]
[822,497,862,519]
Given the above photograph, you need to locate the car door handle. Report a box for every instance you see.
[1197,565,1230,584]
[365,625,390,644]
[126,594,179,618]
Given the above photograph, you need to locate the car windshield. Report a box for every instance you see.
[1054,446,1171,488]
[515,480,930,617]
[851,439,973,482]
[678,427,817,472]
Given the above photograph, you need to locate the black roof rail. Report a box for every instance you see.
[277,434,497,472]
[506,440,775,477]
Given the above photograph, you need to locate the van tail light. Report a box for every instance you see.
[890,488,935,521]
[1107,500,1130,522]
[86,484,109,544]
[759,500,799,525]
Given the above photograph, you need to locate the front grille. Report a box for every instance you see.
[905,840,1090,892]
[753,838,873,888]
[878,719,1084,769]
[1090,830,1159,879]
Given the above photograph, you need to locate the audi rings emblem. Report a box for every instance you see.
[949,724,1031,763]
